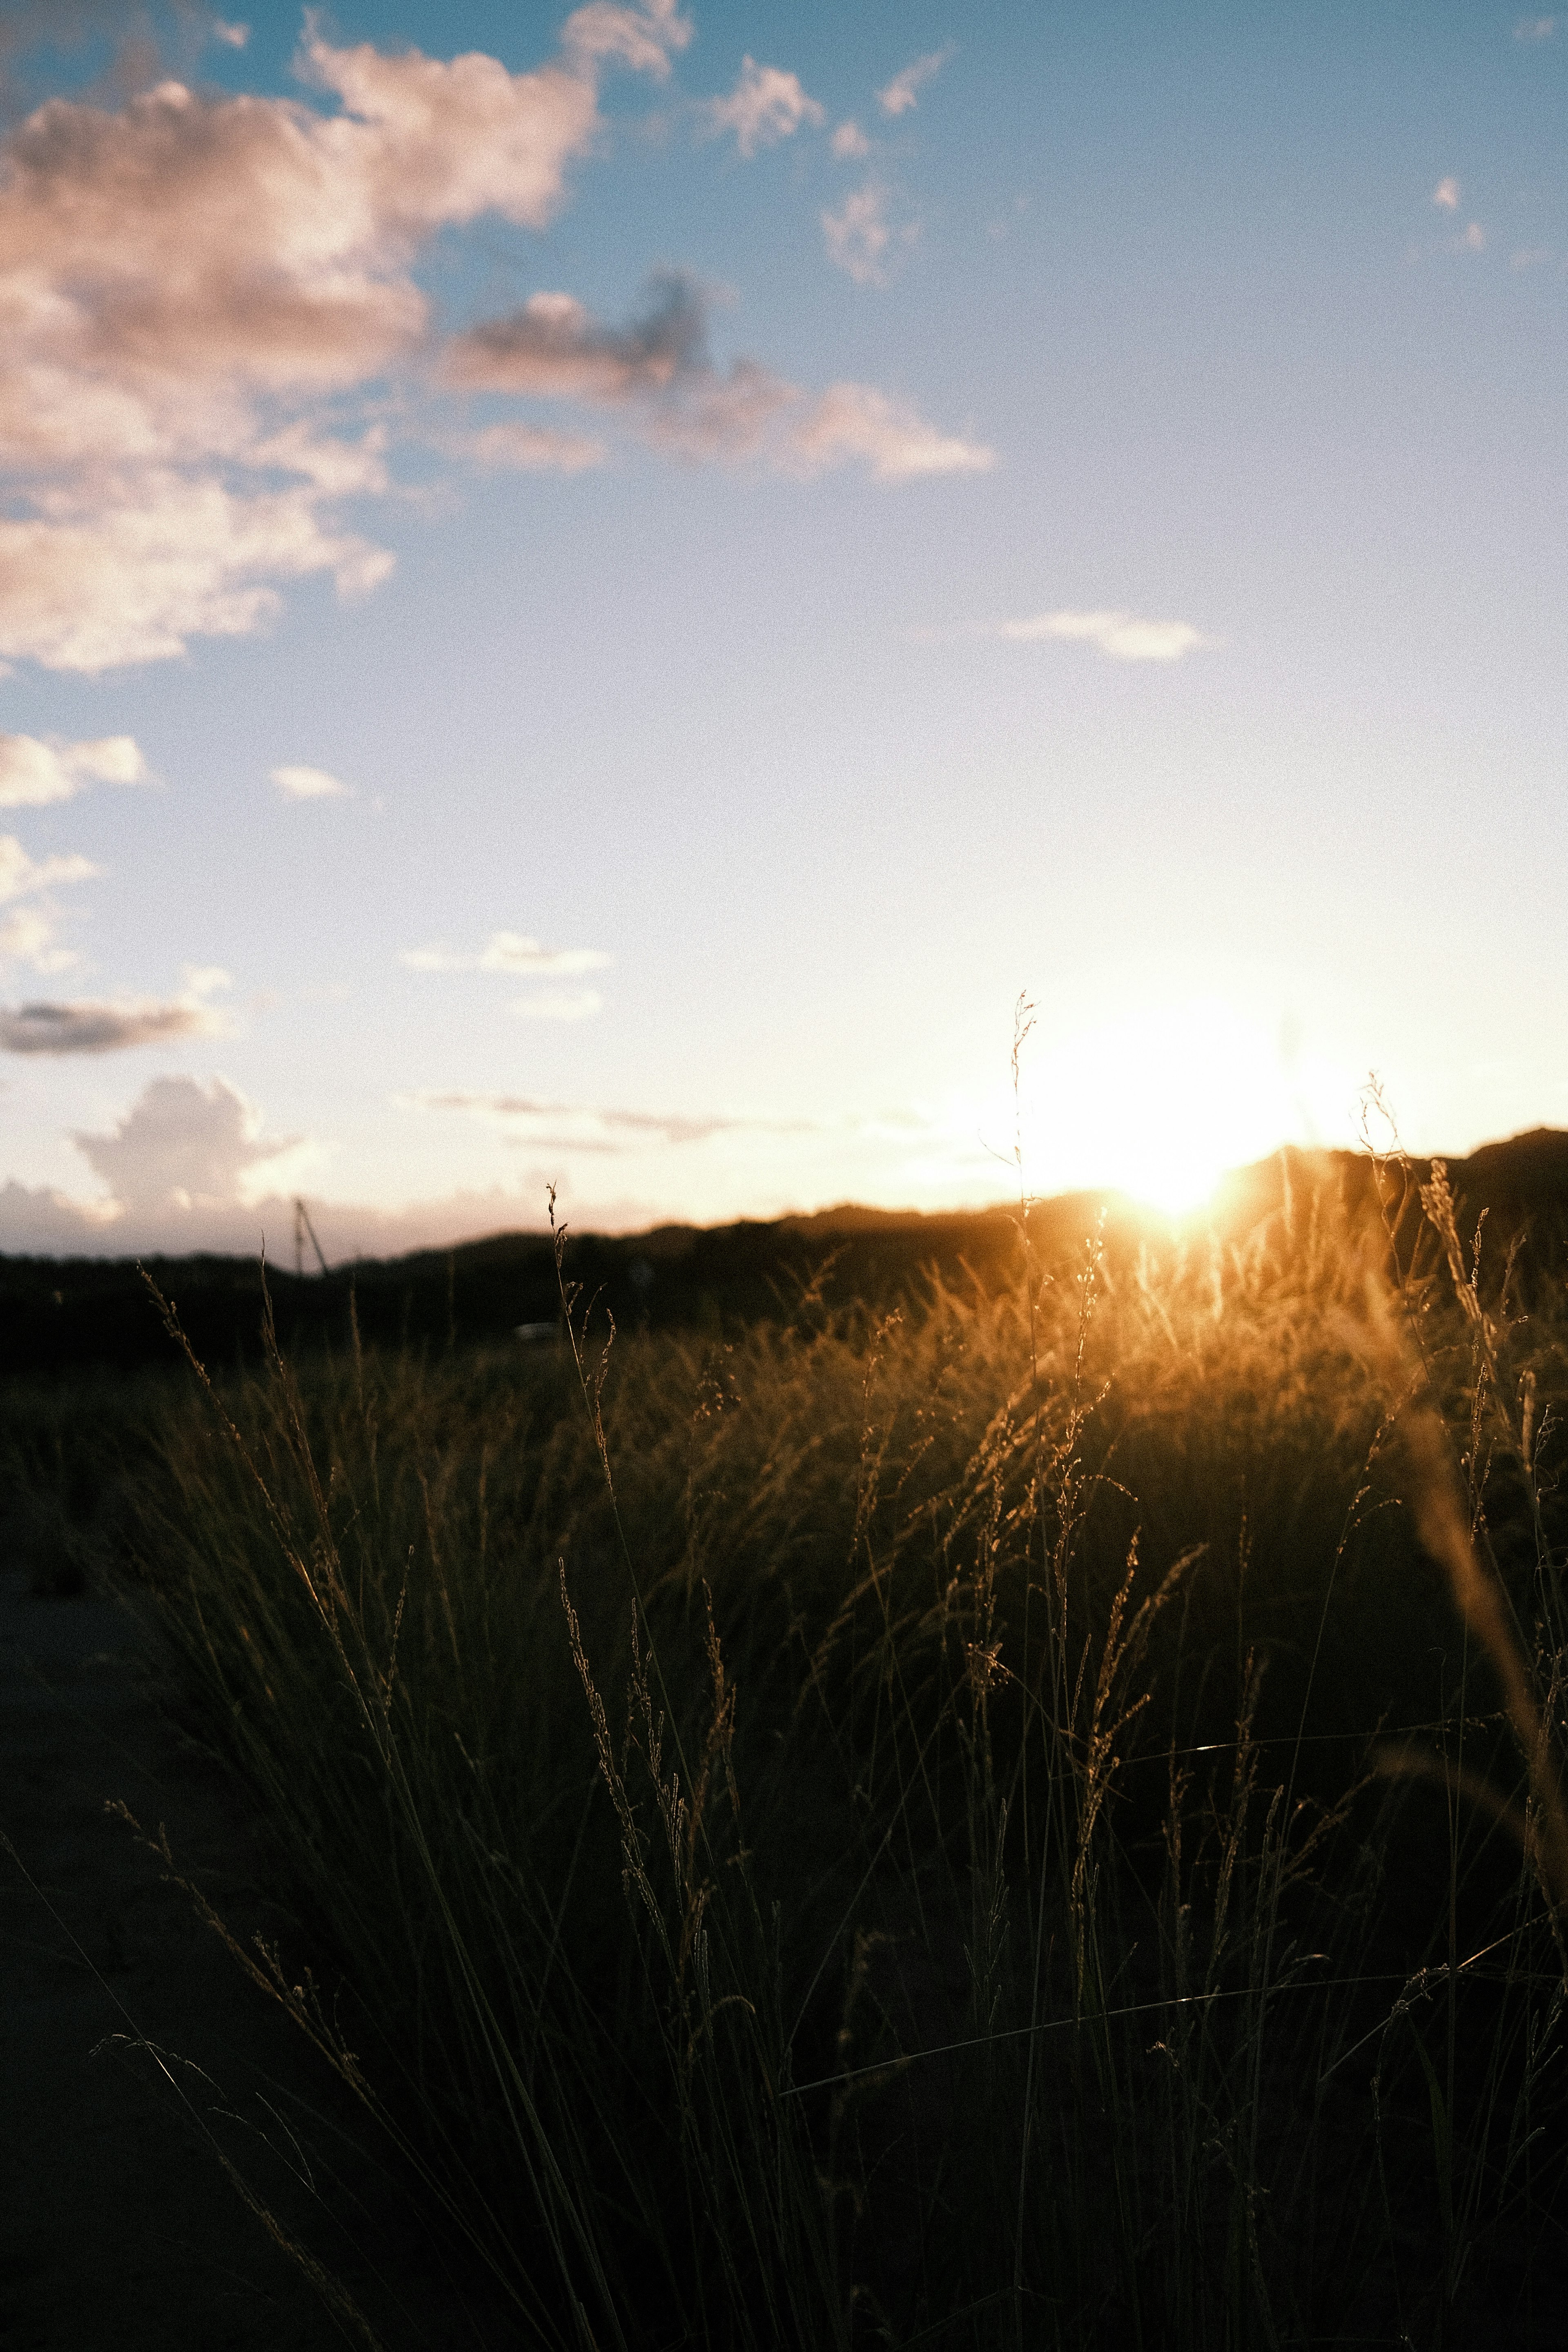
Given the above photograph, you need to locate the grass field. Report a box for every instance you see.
[8,1144,1568,2349]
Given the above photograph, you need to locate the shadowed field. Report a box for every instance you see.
[7,1136,1568,2347]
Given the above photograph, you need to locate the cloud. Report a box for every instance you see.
[0,834,100,902]
[0,477,394,672]
[212,19,250,46]
[451,273,992,480]
[1461,221,1486,251]
[831,120,871,160]
[561,0,692,80]
[272,762,351,801]
[0,731,147,808]
[0,995,222,1053]
[401,930,611,976]
[449,273,708,403]
[1510,245,1551,271]
[999,608,1213,662]
[72,1072,294,1209]
[1432,176,1461,210]
[0,6,688,670]
[700,57,824,156]
[1514,16,1555,38]
[0,905,78,974]
[877,47,954,118]
[458,421,607,472]
[786,384,994,482]
[406,1089,812,1148]
[821,180,909,285]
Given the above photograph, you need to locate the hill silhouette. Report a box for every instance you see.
[4,1129,1567,1379]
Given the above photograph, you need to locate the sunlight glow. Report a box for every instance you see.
[1013,996,1307,1217]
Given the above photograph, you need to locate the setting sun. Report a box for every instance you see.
[1013,998,1304,1218]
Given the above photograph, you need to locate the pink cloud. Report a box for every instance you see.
[0,5,987,670]
[451,274,994,480]
[0,9,684,670]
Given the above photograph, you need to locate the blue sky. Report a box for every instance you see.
[0,1,1564,1254]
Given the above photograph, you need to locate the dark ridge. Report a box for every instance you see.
[3,1129,1565,1380]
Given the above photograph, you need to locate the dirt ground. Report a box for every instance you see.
[0,1559,512,2352]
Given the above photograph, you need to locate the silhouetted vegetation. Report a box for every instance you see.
[9,1133,1568,2345]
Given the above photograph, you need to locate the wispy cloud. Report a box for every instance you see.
[457,422,608,473]
[1432,176,1461,210]
[449,272,992,480]
[272,763,352,801]
[0,996,220,1054]
[401,931,611,977]
[0,834,100,902]
[786,385,993,482]
[877,47,955,118]
[821,180,913,285]
[999,609,1214,662]
[700,56,824,156]
[405,1089,814,1148]
[0,956,227,1051]
[0,905,78,974]
[1459,220,1486,251]
[0,732,147,808]
[831,120,871,160]
[1514,16,1555,39]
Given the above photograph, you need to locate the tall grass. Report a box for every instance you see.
[96,1161,1568,2346]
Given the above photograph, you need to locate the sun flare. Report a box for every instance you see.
[1012,996,1301,1218]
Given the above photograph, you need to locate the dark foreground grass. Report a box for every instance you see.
[12,1155,1568,2348]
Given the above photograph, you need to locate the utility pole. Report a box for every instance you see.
[294,1198,329,1277]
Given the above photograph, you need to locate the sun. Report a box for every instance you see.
[1015,996,1298,1218]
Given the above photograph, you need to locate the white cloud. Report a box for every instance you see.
[272,762,352,801]
[72,1073,296,1208]
[821,180,909,285]
[0,905,78,974]
[0,731,147,808]
[0,834,100,902]
[999,608,1213,662]
[1461,221,1486,251]
[513,988,603,1021]
[877,48,954,118]
[1514,16,1555,39]
[701,57,824,156]
[1510,245,1551,271]
[1432,176,1461,210]
[0,996,221,1054]
[831,120,871,159]
[211,19,250,47]
[401,930,610,976]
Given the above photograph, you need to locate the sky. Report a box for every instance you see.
[0,0,1565,1258]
